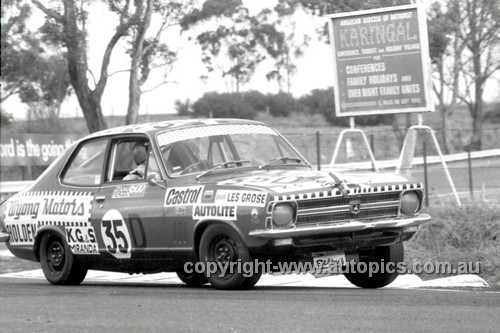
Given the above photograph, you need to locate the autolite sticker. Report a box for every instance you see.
[4,191,94,245]
[214,190,267,207]
[165,186,204,206]
[193,205,237,221]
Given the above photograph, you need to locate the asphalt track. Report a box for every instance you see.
[0,276,499,333]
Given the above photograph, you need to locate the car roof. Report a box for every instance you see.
[83,118,266,140]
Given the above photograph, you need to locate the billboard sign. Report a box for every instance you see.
[0,132,79,167]
[327,4,434,117]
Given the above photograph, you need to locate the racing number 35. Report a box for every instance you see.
[100,209,132,259]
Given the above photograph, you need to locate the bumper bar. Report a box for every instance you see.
[249,214,431,239]
[0,232,9,243]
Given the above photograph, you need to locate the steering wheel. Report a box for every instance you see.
[179,160,210,175]
[179,162,200,175]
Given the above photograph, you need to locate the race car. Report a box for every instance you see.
[0,119,430,289]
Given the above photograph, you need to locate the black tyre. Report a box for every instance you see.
[344,242,404,289]
[199,224,262,290]
[176,268,208,287]
[39,232,88,285]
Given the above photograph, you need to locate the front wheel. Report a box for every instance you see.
[39,232,88,285]
[344,243,404,289]
[199,224,261,290]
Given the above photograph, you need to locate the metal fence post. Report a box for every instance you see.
[468,147,474,199]
[423,141,429,207]
[316,131,321,171]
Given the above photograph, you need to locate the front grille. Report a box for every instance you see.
[294,192,400,227]
[296,207,399,227]
[297,192,400,211]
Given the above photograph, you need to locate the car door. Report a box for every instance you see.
[90,136,169,261]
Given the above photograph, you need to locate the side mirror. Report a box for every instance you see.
[147,172,166,189]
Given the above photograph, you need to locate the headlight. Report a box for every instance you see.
[272,203,295,227]
[400,191,420,215]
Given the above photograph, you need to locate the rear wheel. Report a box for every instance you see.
[39,232,88,285]
[199,224,261,290]
[176,268,208,287]
[344,242,404,289]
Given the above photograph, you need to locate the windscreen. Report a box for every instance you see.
[156,124,306,176]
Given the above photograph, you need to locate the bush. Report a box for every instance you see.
[241,90,268,112]
[1,111,12,127]
[192,92,257,119]
[299,88,395,126]
[266,92,298,117]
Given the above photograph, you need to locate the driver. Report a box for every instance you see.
[123,141,148,180]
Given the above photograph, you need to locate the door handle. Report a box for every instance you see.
[95,195,106,202]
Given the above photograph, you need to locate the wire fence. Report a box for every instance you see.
[281,127,500,206]
[282,126,500,165]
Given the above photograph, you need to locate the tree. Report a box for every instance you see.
[123,0,187,125]
[181,0,268,92]
[2,0,71,124]
[1,0,38,104]
[20,54,72,123]
[255,8,309,93]
[32,0,136,133]
[450,0,500,150]
[428,1,457,154]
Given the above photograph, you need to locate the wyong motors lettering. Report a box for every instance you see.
[166,186,203,206]
[7,197,85,220]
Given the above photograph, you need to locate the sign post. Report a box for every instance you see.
[327,4,461,205]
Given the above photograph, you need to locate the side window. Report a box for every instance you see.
[148,151,160,175]
[106,139,154,182]
[62,139,108,186]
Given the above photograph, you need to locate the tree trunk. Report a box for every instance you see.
[125,0,153,125]
[126,74,141,125]
[470,88,483,151]
[63,0,107,133]
[469,47,484,151]
[436,60,450,154]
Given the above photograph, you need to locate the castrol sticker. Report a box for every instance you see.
[165,186,204,207]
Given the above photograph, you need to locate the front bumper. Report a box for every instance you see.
[0,231,9,243]
[249,213,431,238]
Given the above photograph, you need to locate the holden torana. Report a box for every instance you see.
[0,119,430,289]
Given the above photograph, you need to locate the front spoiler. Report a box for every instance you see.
[0,232,9,243]
[249,214,431,238]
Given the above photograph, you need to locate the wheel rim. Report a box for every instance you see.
[208,235,238,280]
[46,238,66,275]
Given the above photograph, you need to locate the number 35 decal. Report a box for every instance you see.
[100,209,132,259]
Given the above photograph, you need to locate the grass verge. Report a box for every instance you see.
[405,200,500,288]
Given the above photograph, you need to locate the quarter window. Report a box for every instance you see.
[62,139,108,186]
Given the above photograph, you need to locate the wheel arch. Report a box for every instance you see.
[192,220,247,260]
[34,226,66,261]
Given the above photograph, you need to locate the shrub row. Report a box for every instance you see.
[180,89,395,126]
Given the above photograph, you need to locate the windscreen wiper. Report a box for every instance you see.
[196,160,250,180]
[328,171,349,197]
[258,156,305,170]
